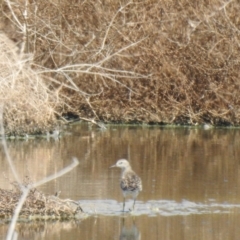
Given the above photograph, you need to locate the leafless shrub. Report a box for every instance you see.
[1,0,240,126]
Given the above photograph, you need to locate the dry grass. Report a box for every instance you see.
[0,180,83,221]
[1,0,240,131]
[0,32,60,135]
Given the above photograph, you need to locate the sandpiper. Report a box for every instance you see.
[110,159,142,211]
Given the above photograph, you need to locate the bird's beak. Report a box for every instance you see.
[109,164,116,168]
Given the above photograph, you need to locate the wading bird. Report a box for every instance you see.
[110,159,142,212]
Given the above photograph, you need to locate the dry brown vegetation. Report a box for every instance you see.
[1,0,240,133]
[0,180,83,220]
[0,32,60,135]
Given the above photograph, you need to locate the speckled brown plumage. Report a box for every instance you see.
[110,159,142,211]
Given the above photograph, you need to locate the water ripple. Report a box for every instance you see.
[78,199,240,216]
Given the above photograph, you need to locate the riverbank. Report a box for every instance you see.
[1,1,240,135]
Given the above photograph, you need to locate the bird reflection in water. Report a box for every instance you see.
[119,217,141,240]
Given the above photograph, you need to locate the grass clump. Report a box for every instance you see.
[0,180,83,221]
[0,32,60,135]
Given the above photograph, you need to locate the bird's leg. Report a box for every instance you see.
[132,198,136,210]
[122,197,125,212]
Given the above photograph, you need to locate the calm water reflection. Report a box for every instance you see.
[1,124,240,239]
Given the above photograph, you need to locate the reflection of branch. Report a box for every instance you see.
[0,106,79,240]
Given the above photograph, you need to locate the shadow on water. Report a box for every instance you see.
[1,124,240,239]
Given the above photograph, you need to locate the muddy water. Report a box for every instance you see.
[0,124,240,239]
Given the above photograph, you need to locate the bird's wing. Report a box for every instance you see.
[121,173,142,192]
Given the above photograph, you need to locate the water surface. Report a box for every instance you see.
[0,124,240,239]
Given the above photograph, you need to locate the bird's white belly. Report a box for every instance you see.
[122,190,139,198]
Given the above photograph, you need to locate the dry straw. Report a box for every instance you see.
[0,32,60,135]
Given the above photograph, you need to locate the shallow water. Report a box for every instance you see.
[1,124,240,239]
